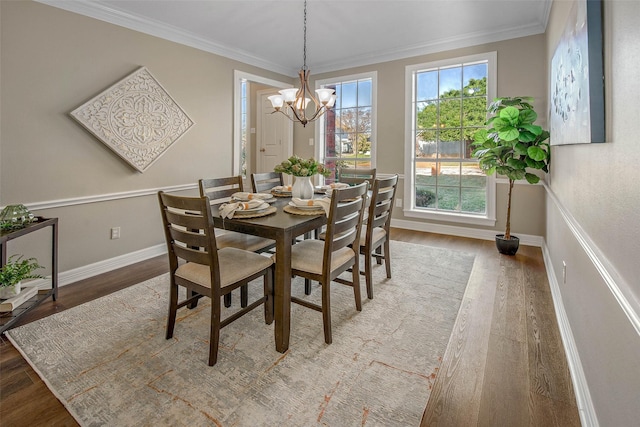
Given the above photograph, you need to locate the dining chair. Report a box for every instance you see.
[157,191,274,366]
[337,167,377,186]
[287,182,368,344]
[359,175,399,299]
[251,171,285,193]
[199,176,276,308]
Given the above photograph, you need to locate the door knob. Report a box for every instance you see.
[260,148,266,152]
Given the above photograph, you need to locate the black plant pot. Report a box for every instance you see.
[495,234,519,255]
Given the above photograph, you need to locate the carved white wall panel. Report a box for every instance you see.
[70,67,194,172]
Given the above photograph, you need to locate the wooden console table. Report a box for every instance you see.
[0,217,58,334]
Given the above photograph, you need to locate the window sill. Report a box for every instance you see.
[403,208,496,227]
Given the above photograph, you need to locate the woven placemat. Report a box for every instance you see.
[231,206,277,218]
[283,205,325,216]
[271,192,292,198]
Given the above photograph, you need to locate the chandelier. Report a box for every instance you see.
[268,0,336,127]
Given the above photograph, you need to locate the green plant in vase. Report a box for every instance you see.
[472,96,550,255]
[0,255,44,298]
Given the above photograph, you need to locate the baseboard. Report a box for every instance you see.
[29,244,167,289]
[542,242,599,427]
[390,218,544,247]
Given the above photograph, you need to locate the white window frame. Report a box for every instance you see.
[404,52,497,226]
[315,71,377,178]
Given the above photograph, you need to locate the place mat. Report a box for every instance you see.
[283,205,324,216]
[271,191,292,198]
[230,205,277,218]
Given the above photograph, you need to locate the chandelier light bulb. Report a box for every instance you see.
[268,95,284,110]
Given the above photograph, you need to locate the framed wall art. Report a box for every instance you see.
[70,67,194,172]
[550,0,605,145]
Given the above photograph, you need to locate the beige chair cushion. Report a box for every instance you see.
[175,247,273,289]
[359,227,387,248]
[287,240,355,275]
[216,231,275,252]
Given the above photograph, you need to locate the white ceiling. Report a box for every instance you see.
[38,0,552,77]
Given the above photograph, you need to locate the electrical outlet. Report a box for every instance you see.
[562,260,567,284]
[309,138,314,146]
[395,198,402,208]
[111,227,121,240]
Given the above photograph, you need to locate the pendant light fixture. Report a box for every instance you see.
[268,0,336,127]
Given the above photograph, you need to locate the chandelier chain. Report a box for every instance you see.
[303,0,307,71]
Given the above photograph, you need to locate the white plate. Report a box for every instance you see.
[233,196,276,203]
[288,201,323,211]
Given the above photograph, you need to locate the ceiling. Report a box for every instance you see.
[38,0,552,77]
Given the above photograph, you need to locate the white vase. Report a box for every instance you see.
[292,176,314,199]
[0,281,21,299]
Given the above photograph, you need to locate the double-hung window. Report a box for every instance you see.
[317,72,377,183]
[405,52,496,225]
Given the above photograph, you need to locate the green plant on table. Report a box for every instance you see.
[472,96,550,240]
[274,155,331,177]
[0,255,44,288]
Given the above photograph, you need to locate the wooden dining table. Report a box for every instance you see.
[211,197,326,353]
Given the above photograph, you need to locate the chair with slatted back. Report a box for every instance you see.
[337,167,376,186]
[287,182,368,344]
[359,175,398,299]
[199,176,275,308]
[251,171,285,193]
[157,191,274,366]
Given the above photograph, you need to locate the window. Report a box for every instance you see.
[405,52,496,225]
[240,79,247,177]
[317,72,376,183]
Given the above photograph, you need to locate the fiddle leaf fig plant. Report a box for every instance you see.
[472,97,550,241]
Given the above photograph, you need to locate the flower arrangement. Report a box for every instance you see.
[274,155,331,177]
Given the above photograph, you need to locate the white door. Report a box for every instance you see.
[258,91,292,173]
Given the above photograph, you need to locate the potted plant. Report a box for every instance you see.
[472,97,550,255]
[0,254,44,299]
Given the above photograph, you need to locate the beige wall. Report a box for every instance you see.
[0,1,291,271]
[545,0,640,424]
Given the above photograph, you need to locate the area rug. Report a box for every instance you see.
[7,241,475,426]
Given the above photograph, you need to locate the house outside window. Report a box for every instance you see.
[316,72,377,183]
[404,52,497,225]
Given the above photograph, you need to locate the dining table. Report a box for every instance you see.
[211,196,327,353]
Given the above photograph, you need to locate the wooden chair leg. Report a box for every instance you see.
[305,279,312,295]
[241,284,248,308]
[187,289,199,309]
[223,293,232,307]
[208,302,221,366]
[375,245,383,265]
[166,284,178,339]
[321,281,332,344]
[384,240,392,278]
[263,267,274,324]
[364,249,374,300]
[352,263,363,311]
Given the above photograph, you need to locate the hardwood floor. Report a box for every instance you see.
[0,230,580,426]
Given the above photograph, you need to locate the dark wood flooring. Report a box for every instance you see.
[0,229,580,426]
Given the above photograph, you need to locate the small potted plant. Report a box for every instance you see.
[472,97,550,255]
[0,255,44,299]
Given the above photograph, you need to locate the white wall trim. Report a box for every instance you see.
[390,218,544,247]
[5,183,198,212]
[542,242,599,427]
[29,244,166,289]
[543,182,640,336]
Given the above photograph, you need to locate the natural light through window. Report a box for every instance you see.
[405,52,496,225]
[317,72,376,184]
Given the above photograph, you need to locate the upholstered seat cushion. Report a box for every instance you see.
[359,227,386,248]
[286,240,355,275]
[175,247,273,289]
[216,230,275,252]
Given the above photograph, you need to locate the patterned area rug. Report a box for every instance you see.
[7,241,474,426]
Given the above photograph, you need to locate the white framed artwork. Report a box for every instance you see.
[70,67,194,172]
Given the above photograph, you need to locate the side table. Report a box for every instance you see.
[0,217,58,334]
